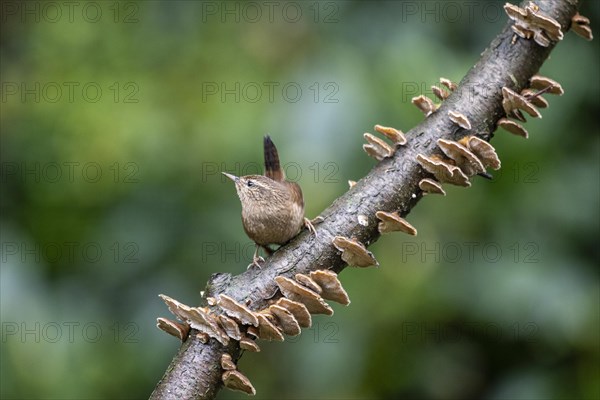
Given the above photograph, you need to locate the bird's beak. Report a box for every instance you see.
[222,172,238,182]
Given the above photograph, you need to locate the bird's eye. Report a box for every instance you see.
[247,180,254,187]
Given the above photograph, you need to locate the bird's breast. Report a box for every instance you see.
[241,201,304,246]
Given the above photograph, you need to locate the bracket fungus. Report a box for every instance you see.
[497,117,529,138]
[246,326,259,340]
[222,370,256,396]
[529,75,564,96]
[309,270,350,306]
[440,77,457,91]
[275,276,334,315]
[374,124,407,145]
[256,313,285,341]
[159,294,192,322]
[571,13,593,40]
[269,305,301,336]
[419,178,446,196]
[502,87,542,120]
[375,211,417,236]
[332,236,379,268]
[362,145,387,161]
[461,136,501,170]
[239,335,261,352]
[221,353,237,371]
[432,85,450,101]
[217,294,259,327]
[363,133,395,161]
[196,332,210,344]
[156,317,190,341]
[411,95,437,117]
[448,111,472,130]
[295,273,322,294]
[504,2,564,47]
[521,88,549,108]
[188,307,230,346]
[274,298,312,328]
[159,294,229,345]
[437,139,485,176]
[416,154,471,187]
[218,315,242,341]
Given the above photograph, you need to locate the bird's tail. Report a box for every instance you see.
[264,135,284,181]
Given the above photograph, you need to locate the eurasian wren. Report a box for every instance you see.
[223,136,316,268]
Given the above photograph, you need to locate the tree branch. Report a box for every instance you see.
[150,1,581,398]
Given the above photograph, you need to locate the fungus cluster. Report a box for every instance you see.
[415,133,501,191]
[362,124,407,161]
[502,87,542,121]
[275,276,333,315]
[157,269,350,395]
[411,77,457,117]
[500,2,592,140]
[504,2,563,47]
[416,154,471,187]
[498,74,564,139]
[222,360,256,396]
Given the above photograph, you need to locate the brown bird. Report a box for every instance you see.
[223,136,316,268]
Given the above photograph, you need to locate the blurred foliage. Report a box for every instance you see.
[1,1,599,399]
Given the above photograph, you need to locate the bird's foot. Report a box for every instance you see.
[304,217,319,237]
[247,255,265,270]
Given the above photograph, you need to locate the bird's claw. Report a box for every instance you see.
[304,217,318,237]
[247,255,265,270]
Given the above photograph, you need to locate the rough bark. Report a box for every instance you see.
[150,1,580,399]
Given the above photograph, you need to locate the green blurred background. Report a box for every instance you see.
[1,1,598,399]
